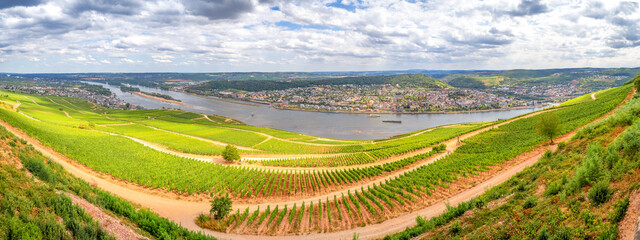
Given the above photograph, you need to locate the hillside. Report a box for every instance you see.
[187,74,449,92]
[385,82,640,239]
[0,124,216,239]
[442,68,640,90]
[447,77,487,89]
[0,78,636,239]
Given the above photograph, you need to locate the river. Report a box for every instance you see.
[86,82,543,140]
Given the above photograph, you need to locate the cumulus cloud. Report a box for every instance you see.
[152,55,174,63]
[183,0,257,20]
[506,0,549,17]
[0,0,639,72]
[66,0,144,16]
[0,0,43,10]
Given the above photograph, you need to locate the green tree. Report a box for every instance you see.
[222,145,241,161]
[536,112,562,144]
[210,196,232,220]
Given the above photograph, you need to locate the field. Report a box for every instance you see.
[0,83,633,237]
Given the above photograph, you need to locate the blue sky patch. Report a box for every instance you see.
[327,0,359,12]
[275,21,342,31]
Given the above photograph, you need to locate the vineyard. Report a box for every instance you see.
[197,84,632,234]
[0,100,451,199]
[0,84,632,237]
[0,89,488,168]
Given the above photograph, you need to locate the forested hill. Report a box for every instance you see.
[187,74,449,92]
[442,67,640,90]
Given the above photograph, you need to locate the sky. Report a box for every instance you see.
[0,0,639,73]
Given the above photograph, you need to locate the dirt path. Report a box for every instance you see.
[14,101,41,122]
[0,103,554,228]
[144,125,257,151]
[636,220,640,240]
[620,188,640,240]
[0,89,630,240]
[251,135,273,147]
[47,97,68,109]
[99,122,136,126]
[1,130,147,240]
[101,109,544,175]
[62,192,148,240]
[104,131,230,164]
[63,110,71,118]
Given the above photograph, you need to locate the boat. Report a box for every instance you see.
[382,120,402,123]
[367,114,380,118]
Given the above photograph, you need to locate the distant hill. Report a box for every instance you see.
[447,77,487,89]
[4,67,639,91]
[442,67,640,90]
[187,74,450,92]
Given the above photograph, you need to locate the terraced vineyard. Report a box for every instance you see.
[0,89,484,166]
[198,84,633,234]
[0,83,633,238]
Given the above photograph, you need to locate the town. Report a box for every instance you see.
[213,83,590,113]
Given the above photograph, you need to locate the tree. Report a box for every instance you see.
[222,145,240,161]
[536,112,562,144]
[210,196,232,220]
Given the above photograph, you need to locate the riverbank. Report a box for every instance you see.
[271,104,548,114]
[188,93,547,114]
[133,91,189,108]
[193,94,261,107]
[84,81,544,140]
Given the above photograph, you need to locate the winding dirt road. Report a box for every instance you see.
[0,105,555,240]
[0,89,631,240]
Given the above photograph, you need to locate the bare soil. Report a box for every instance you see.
[63,193,148,240]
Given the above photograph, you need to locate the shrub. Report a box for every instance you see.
[553,227,572,240]
[196,214,209,225]
[523,196,537,209]
[604,147,620,169]
[545,181,562,196]
[581,210,595,226]
[473,198,485,209]
[596,224,619,240]
[557,141,566,150]
[449,220,461,235]
[537,226,550,240]
[19,154,53,182]
[609,197,629,223]
[588,181,612,205]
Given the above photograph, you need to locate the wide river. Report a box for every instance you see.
[88,82,543,140]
